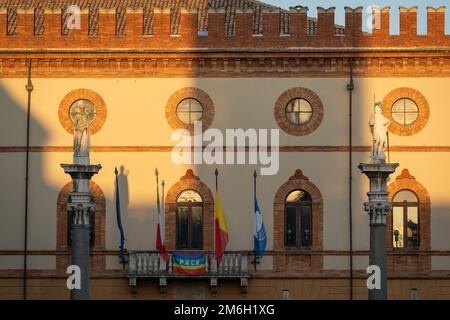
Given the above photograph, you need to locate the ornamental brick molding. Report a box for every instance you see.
[56,181,106,272]
[382,87,430,136]
[273,169,323,272]
[58,88,107,135]
[164,169,214,251]
[387,169,431,274]
[2,57,450,78]
[165,87,215,134]
[274,87,324,136]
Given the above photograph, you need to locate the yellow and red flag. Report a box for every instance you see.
[215,191,229,265]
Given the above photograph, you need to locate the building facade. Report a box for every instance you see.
[0,0,450,300]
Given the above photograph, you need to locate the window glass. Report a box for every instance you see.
[394,190,418,202]
[300,206,312,248]
[177,190,202,203]
[391,98,419,125]
[285,207,297,247]
[191,207,203,249]
[286,190,312,203]
[69,99,96,123]
[176,98,204,125]
[176,207,189,249]
[285,190,313,249]
[176,190,203,250]
[407,207,419,248]
[285,98,313,125]
[393,207,404,248]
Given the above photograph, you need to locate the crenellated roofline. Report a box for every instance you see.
[0,1,447,51]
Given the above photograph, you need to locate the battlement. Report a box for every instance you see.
[0,1,448,51]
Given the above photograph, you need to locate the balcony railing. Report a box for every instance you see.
[127,251,250,294]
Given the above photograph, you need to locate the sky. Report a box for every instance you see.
[264,0,450,34]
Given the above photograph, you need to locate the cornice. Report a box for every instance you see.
[0,55,449,77]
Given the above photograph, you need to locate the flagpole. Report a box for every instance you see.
[115,167,121,263]
[161,179,165,244]
[115,167,125,265]
[214,168,218,263]
[253,170,258,271]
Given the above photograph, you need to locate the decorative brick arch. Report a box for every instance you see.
[165,169,214,251]
[387,169,431,250]
[56,181,106,272]
[386,169,431,274]
[273,170,323,272]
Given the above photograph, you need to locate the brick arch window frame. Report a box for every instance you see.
[56,181,106,272]
[387,169,431,250]
[165,170,214,251]
[274,87,324,136]
[165,87,215,134]
[382,87,430,136]
[273,170,324,273]
[274,170,324,251]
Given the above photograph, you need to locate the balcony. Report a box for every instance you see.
[127,251,250,294]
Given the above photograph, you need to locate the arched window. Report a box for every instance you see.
[285,190,312,249]
[176,190,203,250]
[392,190,419,249]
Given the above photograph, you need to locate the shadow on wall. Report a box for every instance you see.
[0,81,56,299]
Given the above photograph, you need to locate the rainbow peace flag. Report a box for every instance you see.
[172,252,206,276]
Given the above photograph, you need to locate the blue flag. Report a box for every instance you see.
[253,198,267,257]
[115,168,126,263]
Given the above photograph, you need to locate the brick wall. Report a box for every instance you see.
[2,278,450,300]
[0,5,448,50]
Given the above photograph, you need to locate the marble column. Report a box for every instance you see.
[358,163,398,300]
[61,164,101,300]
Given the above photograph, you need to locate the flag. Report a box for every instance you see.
[253,198,267,257]
[215,191,229,265]
[172,252,206,276]
[114,168,126,263]
[156,173,168,261]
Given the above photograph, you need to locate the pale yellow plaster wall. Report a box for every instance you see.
[2,77,449,148]
[1,77,450,261]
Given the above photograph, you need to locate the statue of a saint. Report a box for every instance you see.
[369,102,391,163]
[72,105,90,164]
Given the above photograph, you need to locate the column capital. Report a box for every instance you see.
[363,201,392,226]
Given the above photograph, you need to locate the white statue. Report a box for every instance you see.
[369,102,391,163]
[72,105,90,164]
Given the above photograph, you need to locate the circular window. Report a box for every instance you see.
[69,99,97,123]
[382,88,429,136]
[176,98,204,125]
[166,87,214,133]
[391,98,419,125]
[285,98,313,125]
[274,87,323,136]
[58,89,107,135]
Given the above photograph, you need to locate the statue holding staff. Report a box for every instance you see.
[369,101,391,164]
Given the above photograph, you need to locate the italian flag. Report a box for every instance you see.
[215,191,229,265]
[156,175,167,261]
